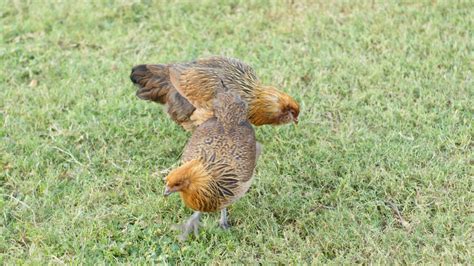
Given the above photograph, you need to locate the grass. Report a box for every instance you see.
[1,0,472,263]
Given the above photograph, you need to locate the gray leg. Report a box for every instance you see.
[173,211,201,241]
[256,142,263,161]
[219,208,230,229]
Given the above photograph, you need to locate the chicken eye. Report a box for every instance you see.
[289,109,296,117]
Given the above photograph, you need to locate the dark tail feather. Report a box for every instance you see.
[130,64,173,104]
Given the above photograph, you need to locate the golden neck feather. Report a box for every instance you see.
[248,85,285,126]
[172,159,221,212]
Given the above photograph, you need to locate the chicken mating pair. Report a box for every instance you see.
[131,56,299,240]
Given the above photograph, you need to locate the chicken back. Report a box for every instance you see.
[131,56,299,131]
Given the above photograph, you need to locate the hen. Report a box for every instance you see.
[164,91,257,240]
[130,56,299,131]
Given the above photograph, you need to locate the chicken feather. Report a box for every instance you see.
[131,56,299,131]
[164,91,256,240]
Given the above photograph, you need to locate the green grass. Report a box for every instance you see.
[1,0,472,263]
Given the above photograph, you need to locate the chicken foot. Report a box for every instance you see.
[173,211,201,241]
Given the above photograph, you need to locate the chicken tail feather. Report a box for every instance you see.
[130,64,173,104]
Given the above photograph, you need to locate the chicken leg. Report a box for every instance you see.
[219,208,230,229]
[256,142,263,161]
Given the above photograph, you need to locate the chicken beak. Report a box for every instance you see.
[293,117,298,125]
[163,186,172,197]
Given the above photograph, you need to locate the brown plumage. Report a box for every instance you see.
[164,91,256,240]
[130,56,299,131]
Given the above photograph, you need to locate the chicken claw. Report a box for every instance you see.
[173,211,201,241]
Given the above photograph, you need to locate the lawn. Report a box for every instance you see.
[1,0,472,264]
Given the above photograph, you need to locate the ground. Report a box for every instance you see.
[1,0,472,264]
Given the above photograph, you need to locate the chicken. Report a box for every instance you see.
[163,91,257,240]
[130,56,299,131]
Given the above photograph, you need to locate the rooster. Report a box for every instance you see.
[130,56,299,131]
[164,91,257,240]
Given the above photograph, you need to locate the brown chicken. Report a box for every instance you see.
[130,56,299,131]
[163,91,257,240]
